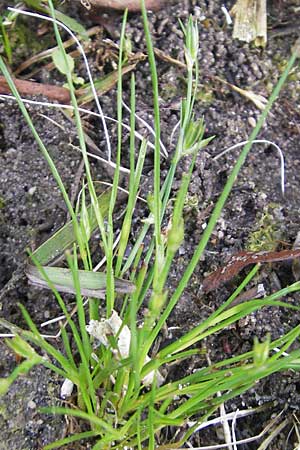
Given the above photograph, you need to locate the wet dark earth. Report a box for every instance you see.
[1,0,300,448]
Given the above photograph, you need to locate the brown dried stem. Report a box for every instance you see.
[82,0,166,11]
[0,76,70,103]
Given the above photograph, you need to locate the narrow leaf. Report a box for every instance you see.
[76,64,136,105]
[26,265,135,298]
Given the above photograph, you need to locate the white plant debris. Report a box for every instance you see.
[60,378,74,399]
[231,0,267,46]
[221,5,232,25]
[86,310,164,387]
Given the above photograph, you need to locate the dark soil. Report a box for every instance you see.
[1,0,300,448]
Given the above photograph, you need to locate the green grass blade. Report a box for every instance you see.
[40,406,123,438]
[0,16,12,64]
[48,0,108,263]
[141,0,162,283]
[29,189,111,265]
[0,57,83,254]
[43,431,99,450]
[145,50,298,353]
[106,9,128,316]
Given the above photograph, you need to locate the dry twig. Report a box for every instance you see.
[80,0,166,11]
[0,75,70,103]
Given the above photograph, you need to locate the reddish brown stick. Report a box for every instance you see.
[0,76,70,103]
[202,248,300,293]
[87,0,165,11]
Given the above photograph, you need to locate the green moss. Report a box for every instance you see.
[247,204,283,252]
[3,20,55,66]
[195,84,214,105]
[0,403,8,420]
[183,193,198,214]
[160,79,182,100]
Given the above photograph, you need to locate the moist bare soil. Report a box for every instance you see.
[1,0,300,448]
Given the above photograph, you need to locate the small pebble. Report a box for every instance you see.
[248,116,256,128]
[28,186,37,196]
[27,400,36,409]
[5,148,17,158]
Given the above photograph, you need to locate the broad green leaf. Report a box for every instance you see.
[23,1,87,38]
[26,266,135,298]
[27,189,134,297]
[52,47,74,75]
[49,9,87,38]
[31,189,111,265]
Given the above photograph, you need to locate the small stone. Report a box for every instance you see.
[248,116,256,128]
[28,186,37,196]
[5,148,17,158]
[27,400,36,409]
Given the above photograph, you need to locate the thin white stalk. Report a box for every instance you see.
[40,299,88,329]
[122,100,168,158]
[40,315,66,327]
[273,347,290,357]
[219,401,233,450]
[66,143,130,174]
[8,7,112,161]
[231,410,239,450]
[4,9,168,161]
[0,95,160,155]
[187,407,265,432]
[93,231,121,272]
[213,139,285,194]
[170,119,180,146]
[221,5,233,25]
[86,150,130,174]
[38,113,66,131]
[94,181,147,203]
[186,410,284,449]
[206,354,232,450]
[0,332,61,339]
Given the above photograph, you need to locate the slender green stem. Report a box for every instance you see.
[106,9,128,316]
[47,0,109,320]
[115,72,136,276]
[143,51,298,355]
[48,0,108,257]
[141,0,162,283]
[0,57,84,258]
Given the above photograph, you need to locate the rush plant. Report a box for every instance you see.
[1,1,300,449]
